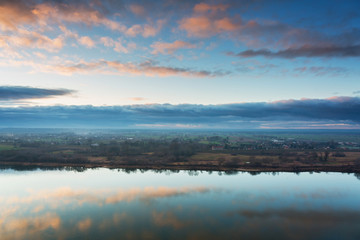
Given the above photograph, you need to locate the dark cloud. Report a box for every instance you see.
[0,86,75,100]
[237,208,360,222]
[231,44,360,59]
[0,97,359,128]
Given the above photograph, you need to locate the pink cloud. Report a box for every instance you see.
[151,40,197,55]
[129,4,145,16]
[0,29,64,52]
[0,1,167,46]
[0,2,36,31]
[78,36,95,48]
[22,58,220,78]
[106,60,213,77]
[179,3,241,37]
[193,3,229,13]
[177,2,335,51]
[32,3,125,31]
[325,96,354,102]
[0,1,125,32]
[100,37,135,53]
[126,20,166,38]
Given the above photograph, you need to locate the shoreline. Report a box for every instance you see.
[1,161,359,173]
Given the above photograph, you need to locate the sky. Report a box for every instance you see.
[0,0,360,129]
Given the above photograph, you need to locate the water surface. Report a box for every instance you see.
[1,168,360,240]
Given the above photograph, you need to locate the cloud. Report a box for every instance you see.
[0,96,359,128]
[151,40,197,55]
[105,186,209,204]
[107,60,224,77]
[126,19,165,38]
[128,97,146,101]
[0,29,65,52]
[0,86,75,100]
[0,0,164,55]
[33,52,46,59]
[178,1,309,46]
[0,212,61,240]
[100,37,133,53]
[77,218,92,232]
[46,59,224,77]
[0,0,125,32]
[193,3,229,13]
[179,3,240,37]
[236,208,360,223]
[1,186,211,206]
[353,90,360,95]
[293,66,347,76]
[0,0,36,31]
[2,53,224,79]
[0,185,211,239]
[78,36,95,48]
[129,4,145,16]
[176,1,360,57]
[232,44,360,59]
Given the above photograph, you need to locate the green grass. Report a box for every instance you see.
[0,144,16,151]
[52,150,75,155]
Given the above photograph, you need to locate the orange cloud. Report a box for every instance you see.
[100,37,130,53]
[126,19,165,38]
[1,54,223,78]
[0,2,36,31]
[105,60,216,77]
[179,2,311,50]
[0,1,167,59]
[0,1,125,32]
[34,58,220,77]
[77,218,92,231]
[0,186,211,207]
[151,40,197,55]
[32,3,125,31]
[0,29,64,52]
[33,52,46,59]
[193,3,229,13]
[129,4,145,16]
[179,3,240,37]
[0,213,61,240]
[105,186,209,204]
[78,36,95,48]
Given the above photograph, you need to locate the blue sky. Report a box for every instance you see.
[0,0,359,128]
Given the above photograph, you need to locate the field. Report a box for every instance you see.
[0,144,16,151]
[0,130,359,172]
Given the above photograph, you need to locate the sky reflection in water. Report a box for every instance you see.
[0,168,360,240]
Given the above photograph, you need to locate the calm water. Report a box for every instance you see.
[0,168,360,240]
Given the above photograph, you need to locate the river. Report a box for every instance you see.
[0,167,359,239]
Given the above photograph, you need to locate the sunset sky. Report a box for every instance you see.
[1,0,359,129]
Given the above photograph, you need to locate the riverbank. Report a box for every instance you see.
[1,161,359,173]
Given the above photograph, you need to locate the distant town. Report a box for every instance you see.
[0,129,359,172]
